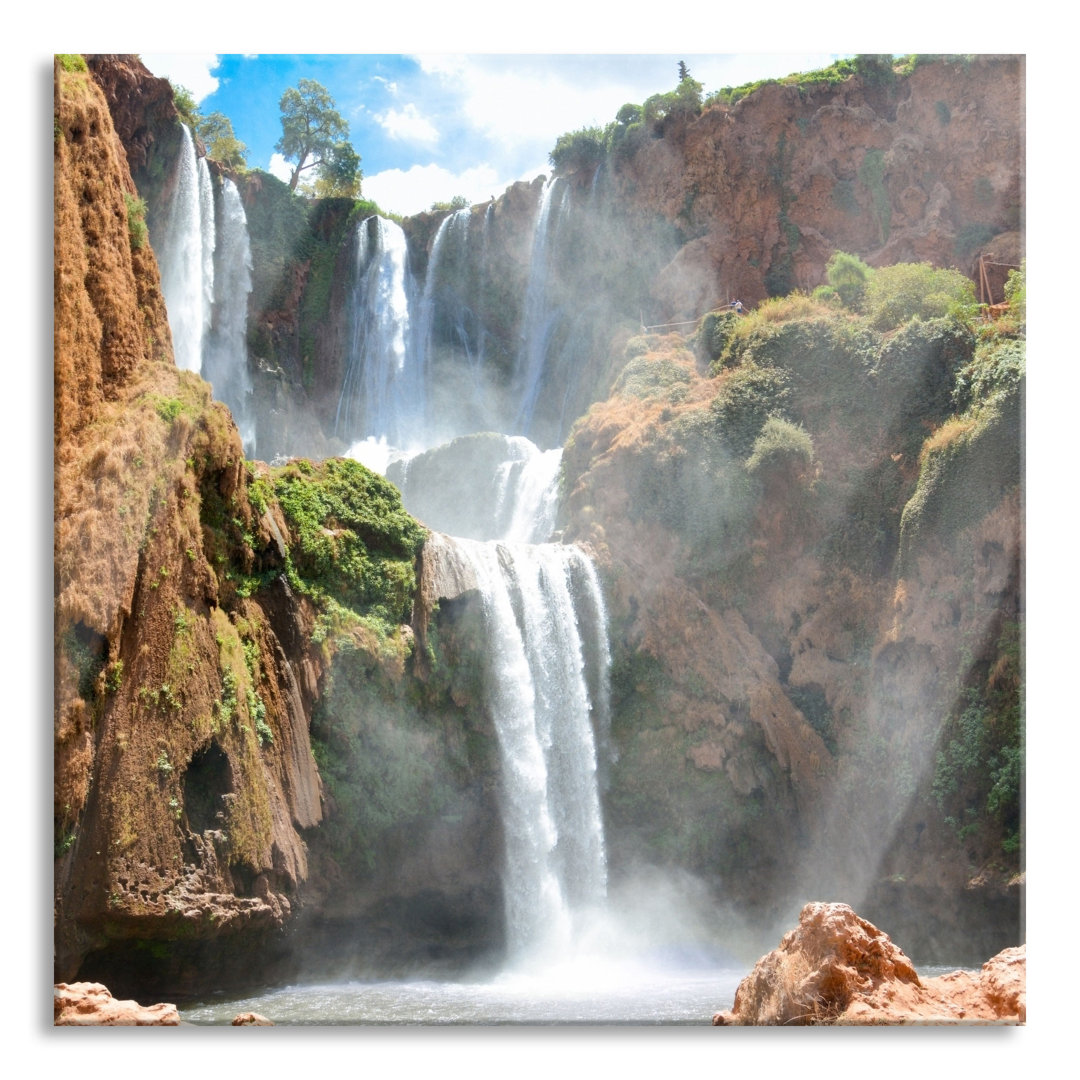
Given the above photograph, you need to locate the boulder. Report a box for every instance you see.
[232,1012,274,1025]
[712,902,1024,1025]
[54,982,180,1026]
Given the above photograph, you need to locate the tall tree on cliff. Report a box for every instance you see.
[276,78,360,193]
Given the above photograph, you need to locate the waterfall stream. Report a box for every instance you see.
[155,129,256,455]
[157,125,215,373]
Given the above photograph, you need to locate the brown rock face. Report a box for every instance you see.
[712,902,1024,1025]
[54,982,180,1026]
[610,56,1023,315]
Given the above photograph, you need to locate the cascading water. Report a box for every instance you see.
[454,537,609,967]
[157,124,216,372]
[336,216,423,448]
[202,178,255,455]
[514,176,570,440]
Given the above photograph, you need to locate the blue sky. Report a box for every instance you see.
[140,53,845,216]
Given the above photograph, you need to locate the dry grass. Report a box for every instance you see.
[919,415,978,463]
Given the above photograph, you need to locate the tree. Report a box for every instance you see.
[309,142,362,198]
[826,250,872,308]
[196,112,247,170]
[678,60,691,82]
[276,78,359,193]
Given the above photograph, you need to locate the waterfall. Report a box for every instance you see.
[492,436,562,543]
[202,179,255,455]
[336,216,423,447]
[387,433,561,544]
[157,125,216,373]
[454,538,609,964]
[514,176,569,440]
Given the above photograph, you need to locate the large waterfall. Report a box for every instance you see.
[514,176,570,439]
[336,216,424,448]
[457,537,609,965]
[155,127,256,455]
[157,124,215,373]
[202,179,255,454]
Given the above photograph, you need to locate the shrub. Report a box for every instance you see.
[56,54,87,73]
[826,250,871,308]
[745,416,814,476]
[709,364,792,458]
[1003,260,1025,327]
[862,262,977,330]
[123,192,148,251]
[549,126,608,175]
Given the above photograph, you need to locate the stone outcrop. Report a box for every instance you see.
[54,982,180,1026]
[712,902,1025,1025]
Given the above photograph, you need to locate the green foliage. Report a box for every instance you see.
[933,623,1023,857]
[1003,260,1026,327]
[430,195,470,213]
[862,262,977,330]
[709,364,793,458]
[695,309,740,365]
[934,100,952,125]
[954,223,997,260]
[153,396,184,423]
[854,54,897,85]
[826,250,871,308]
[56,54,87,73]
[745,416,814,476]
[308,142,363,198]
[195,111,247,169]
[123,192,148,251]
[172,84,199,129]
[550,126,608,174]
[276,79,358,194]
[272,456,426,628]
[616,349,692,403]
[64,625,106,701]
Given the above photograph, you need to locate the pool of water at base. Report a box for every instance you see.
[179,962,746,1026]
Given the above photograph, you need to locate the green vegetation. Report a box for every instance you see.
[745,416,814,477]
[430,195,469,213]
[862,262,976,329]
[933,622,1023,856]
[195,112,247,170]
[56,54,87,74]
[172,84,199,129]
[708,364,793,458]
[271,456,426,636]
[825,250,871,308]
[550,126,608,175]
[123,191,148,251]
[276,78,361,194]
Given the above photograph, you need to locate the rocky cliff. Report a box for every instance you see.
[54,57,502,996]
[56,53,1024,997]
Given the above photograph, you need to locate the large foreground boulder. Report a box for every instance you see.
[54,982,180,1026]
[713,902,1025,1025]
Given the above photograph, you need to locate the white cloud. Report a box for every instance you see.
[362,162,505,217]
[267,153,294,185]
[139,53,221,102]
[375,103,440,146]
